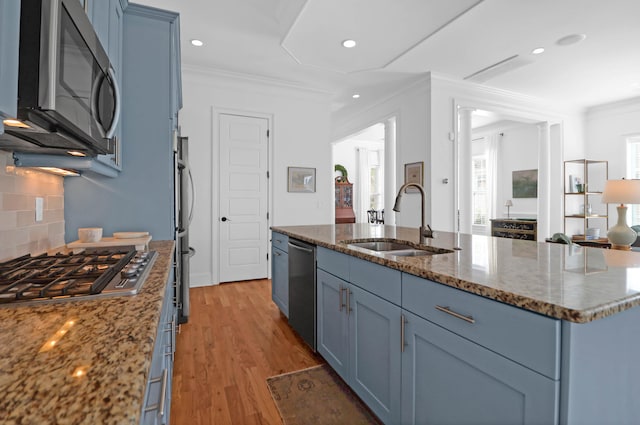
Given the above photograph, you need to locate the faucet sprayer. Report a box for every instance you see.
[393,182,434,243]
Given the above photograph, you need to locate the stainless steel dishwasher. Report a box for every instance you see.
[288,238,316,351]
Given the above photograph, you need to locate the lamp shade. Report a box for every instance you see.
[601,179,640,204]
[504,200,513,207]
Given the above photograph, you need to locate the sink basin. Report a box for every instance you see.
[385,249,435,257]
[348,241,416,251]
[343,239,454,257]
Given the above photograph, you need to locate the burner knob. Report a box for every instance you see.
[121,268,137,278]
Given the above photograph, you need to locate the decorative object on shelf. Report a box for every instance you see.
[334,164,348,182]
[288,167,316,193]
[403,161,424,193]
[512,169,538,198]
[504,199,513,218]
[601,179,640,250]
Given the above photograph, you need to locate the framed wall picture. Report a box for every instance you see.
[404,161,424,193]
[512,169,538,198]
[287,167,316,193]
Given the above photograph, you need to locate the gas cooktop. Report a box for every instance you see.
[0,248,157,307]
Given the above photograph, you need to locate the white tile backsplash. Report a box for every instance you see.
[0,151,65,261]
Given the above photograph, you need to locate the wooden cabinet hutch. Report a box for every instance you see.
[335,179,356,224]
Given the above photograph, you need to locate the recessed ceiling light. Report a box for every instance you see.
[190,39,204,47]
[342,39,357,48]
[531,47,545,55]
[556,34,587,47]
[67,151,86,157]
[352,94,360,99]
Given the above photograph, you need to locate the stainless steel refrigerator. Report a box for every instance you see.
[175,135,195,323]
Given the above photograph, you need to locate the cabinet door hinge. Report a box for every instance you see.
[266,253,269,260]
[267,129,270,138]
[267,212,269,220]
[267,170,270,178]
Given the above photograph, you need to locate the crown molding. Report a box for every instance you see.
[181,64,332,97]
[585,96,640,118]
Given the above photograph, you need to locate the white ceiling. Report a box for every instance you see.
[134,0,640,114]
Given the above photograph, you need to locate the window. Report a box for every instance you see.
[369,150,383,210]
[472,155,488,225]
[626,136,640,224]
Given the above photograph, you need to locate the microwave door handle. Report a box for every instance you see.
[90,73,106,137]
[105,67,121,139]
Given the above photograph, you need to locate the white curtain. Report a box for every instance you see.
[486,133,500,221]
[355,148,370,223]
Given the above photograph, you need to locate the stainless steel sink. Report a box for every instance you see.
[348,241,416,251]
[343,239,454,257]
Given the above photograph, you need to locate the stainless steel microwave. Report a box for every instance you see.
[0,0,120,156]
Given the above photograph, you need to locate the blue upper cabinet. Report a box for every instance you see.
[0,0,21,134]
[64,4,181,241]
[85,0,127,170]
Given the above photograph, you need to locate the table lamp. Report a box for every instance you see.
[601,179,640,250]
[504,200,513,218]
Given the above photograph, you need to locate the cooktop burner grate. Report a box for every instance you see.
[0,249,154,305]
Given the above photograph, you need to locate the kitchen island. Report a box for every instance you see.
[272,224,640,425]
[0,241,175,425]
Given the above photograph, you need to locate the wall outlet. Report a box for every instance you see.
[35,197,44,222]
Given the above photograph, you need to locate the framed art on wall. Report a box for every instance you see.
[288,167,316,193]
[404,161,424,193]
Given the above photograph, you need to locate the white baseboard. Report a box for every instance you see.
[189,272,219,287]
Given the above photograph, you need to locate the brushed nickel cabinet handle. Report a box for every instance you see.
[145,368,169,416]
[339,285,344,312]
[346,290,352,315]
[435,305,475,324]
[401,314,407,352]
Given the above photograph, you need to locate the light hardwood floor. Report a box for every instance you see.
[170,279,323,424]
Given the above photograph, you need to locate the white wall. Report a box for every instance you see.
[471,123,539,236]
[499,124,540,218]
[180,67,332,286]
[585,96,640,225]
[429,73,584,235]
[335,73,584,236]
[333,138,384,222]
[332,77,430,229]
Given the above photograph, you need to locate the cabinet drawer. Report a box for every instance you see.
[317,247,350,281]
[402,273,560,379]
[350,257,401,305]
[272,232,289,253]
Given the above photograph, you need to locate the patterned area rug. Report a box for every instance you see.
[266,364,382,425]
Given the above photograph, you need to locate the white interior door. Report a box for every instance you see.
[219,114,269,282]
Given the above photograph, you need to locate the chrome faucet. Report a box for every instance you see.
[393,182,434,243]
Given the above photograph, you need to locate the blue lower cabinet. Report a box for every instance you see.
[141,279,176,425]
[349,285,401,425]
[317,268,402,424]
[401,310,559,425]
[316,269,349,380]
[271,246,289,316]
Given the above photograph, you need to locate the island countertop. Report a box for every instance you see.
[271,224,640,323]
[0,240,174,425]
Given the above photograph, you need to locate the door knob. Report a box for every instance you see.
[221,217,230,222]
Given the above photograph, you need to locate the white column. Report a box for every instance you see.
[384,117,397,225]
[458,107,474,234]
[537,122,551,241]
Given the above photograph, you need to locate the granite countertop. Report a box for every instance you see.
[0,240,174,425]
[271,224,640,323]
